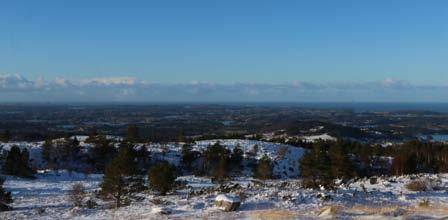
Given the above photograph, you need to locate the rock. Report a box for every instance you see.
[318,206,338,218]
[69,207,81,215]
[152,206,173,215]
[215,194,241,212]
[317,193,332,201]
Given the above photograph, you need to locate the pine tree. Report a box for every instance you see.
[62,137,81,168]
[314,144,334,189]
[135,145,151,173]
[204,142,230,183]
[230,145,244,173]
[86,129,99,143]
[0,177,13,211]
[3,146,35,178]
[178,129,185,143]
[328,142,355,182]
[299,149,318,188]
[91,136,117,172]
[41,139,53,163]
[148,162,177,195]
[127,124,140,142]
[300,143,334,189]
[100,146,144,208]
[254,154,273,180]
[181,143,196,171]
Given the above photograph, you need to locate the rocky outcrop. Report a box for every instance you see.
[215,194,241,212]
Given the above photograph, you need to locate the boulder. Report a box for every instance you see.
[318,206,338,218]
[215,194,241,212]
[152,206,172,215]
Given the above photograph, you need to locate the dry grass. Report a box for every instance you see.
[342,202,448,219]
[349,205,404,215]
[418,199,430,208]
[318,205,340,217]
[406,179,428,192]
[409,202,448,217]
[248,209,303,220]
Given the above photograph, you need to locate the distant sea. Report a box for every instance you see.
[257,102,448,113]
[3,102,448,113]
[290,102,448,113]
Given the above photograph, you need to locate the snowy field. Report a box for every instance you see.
[2,172,448,219]
[2,139,448,219]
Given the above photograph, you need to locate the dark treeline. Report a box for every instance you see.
[299,139,448,189]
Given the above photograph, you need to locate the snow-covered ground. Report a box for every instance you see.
[1,139,448,219]
[2,172,448,219]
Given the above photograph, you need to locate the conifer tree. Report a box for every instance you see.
[181,143,196,171]
[299,149,318,188]
[230,145,244,173]
[91,136,117,172]
[41,139,53,164]
[300,143,334,189]
[148,162,177,195]
[328,141,355,182]
[254,154,273,180]
[204,142,230,182]
[100,146,144,208]
[3,146,35,178]
[0,177,12,211]
[178,129,185,143]
[127,124,140,142]
[86,129,99,143]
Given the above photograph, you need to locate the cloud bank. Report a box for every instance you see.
[0,74,447,102]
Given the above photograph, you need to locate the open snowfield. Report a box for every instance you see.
[2,171,448,219]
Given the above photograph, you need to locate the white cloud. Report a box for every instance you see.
[0,74,447,102]
[0,74,34,90]
[79,77,137,86]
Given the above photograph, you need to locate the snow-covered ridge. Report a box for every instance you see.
[301,134,337,143]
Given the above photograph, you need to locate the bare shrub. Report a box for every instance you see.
[369,177,378,185]
[406,179,427,192]
[419,199,430,208]
[405,178,440,192]
[69,183,86,207]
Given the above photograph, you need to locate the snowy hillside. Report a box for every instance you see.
[2,138,448,219]
[194,140,305,178]
[2,172,448,219]
[0,138,306,178]
[141,139,305,178]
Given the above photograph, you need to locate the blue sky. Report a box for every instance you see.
[1,0,448,102]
